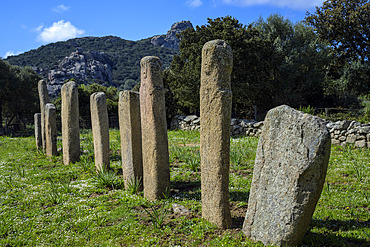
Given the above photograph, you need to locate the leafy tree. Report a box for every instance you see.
[305,0,370,64]
[254,14,332,109]
[306,1,370,103]
[0,60,12,132]
[167,15,331,118]
[166,16,274,117]
[54,83,119,120]
[0,59,41,134]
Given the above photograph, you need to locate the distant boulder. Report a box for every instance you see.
[151,21,193,50]
[47,49,113,97]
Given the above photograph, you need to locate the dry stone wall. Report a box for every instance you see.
[171,115,258,136]
[171,115,370,148]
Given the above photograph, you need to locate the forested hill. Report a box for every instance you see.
[5,36,179,89]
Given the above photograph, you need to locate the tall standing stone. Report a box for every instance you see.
[38,79,50,152]
[200,40,233,229]
[61,81,80,164]
[34,113,42,150]
[140,56,170,200]
[118,90,143,189]
[90,92,110,171]
[45,103,57,157]
[243,105,331,246]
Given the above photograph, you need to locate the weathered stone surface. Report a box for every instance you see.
[332,120,351,130]
[38,79,50,151]
[47,50,113,97]
[355,139,366,148]
[184,115,198,122]
[118,90,143,190]
[61,81,80,164]
[347,134,357,144]
[34,113,42,150]
[332,139,341,145]
[140,56,170,200]
[45,103,57,157]
[358,126,370,134]
[151,21,193,50]
[90,92,110,171]
[243,105,331,246]
[200,40,233,229]
[339,136,346,142]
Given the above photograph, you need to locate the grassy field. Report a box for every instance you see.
[0,129,369,246]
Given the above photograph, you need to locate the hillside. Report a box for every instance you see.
[6,36,178,89]
[4,21,195,95]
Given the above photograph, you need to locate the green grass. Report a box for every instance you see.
[0,130,369,246]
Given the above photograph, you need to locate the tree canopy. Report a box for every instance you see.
[0,59,41,134]
[54,83,119,120]
[166,15,332,118]
[306,0,370,100]
[305,0,370,64]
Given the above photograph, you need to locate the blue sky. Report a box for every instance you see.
[0,0,324,59]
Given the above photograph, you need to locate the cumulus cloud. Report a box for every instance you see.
[221,0,323,9]
[186,0,203,7]
[3,51,22,59]
[53,4,71,13]
[37,20,85,43]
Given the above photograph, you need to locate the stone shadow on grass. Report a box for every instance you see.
[171,181,201,200]
[301,219,370,246]
[303,230,369,246]
[230,191,249,202]
[311,218,369,232]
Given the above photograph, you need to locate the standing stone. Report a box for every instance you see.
[200,40,233,229]
[90,92,110,171]
[243,105,331,246]
[140,56,170,200]
[44,103,57,157]
[34,113,42,150]
[61,81,80,164]
[38,79,50,151]
[118,90,143,189]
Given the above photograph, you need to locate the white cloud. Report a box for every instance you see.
[37,20,85,43]
[34,24,44,32]
[187,0,203,7]
[222,0,323,9]
[53,4,71,13]
[3,51,22,59]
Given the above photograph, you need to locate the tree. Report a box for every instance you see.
[167,15,332,118]
[254,14,332,109]
[0,60,12,132]
[54,83,119,120]
[0,59,41,134]
[305,0,370,64]
[166,16,274,117]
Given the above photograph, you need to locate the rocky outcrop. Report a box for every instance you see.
[47,49,113,97]
[151,21,193,50]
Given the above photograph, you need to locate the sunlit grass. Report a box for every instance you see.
[0,130,368,246]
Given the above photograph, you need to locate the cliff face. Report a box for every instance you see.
[47,49,113,97]
[151,21,193,50]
